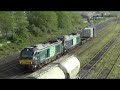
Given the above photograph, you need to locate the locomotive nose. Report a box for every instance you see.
[19,60,32,65]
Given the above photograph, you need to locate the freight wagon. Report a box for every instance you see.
[80,27,96,44]
[25,55,80,79]
[81,27,93,38]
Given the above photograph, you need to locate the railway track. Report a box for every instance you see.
[94,34,120,79]
[0,54,21,78]
[10,70,30,79]
[106,56,120,79]
[79,34,118,79]
[0,61,18,72]
[95,55,120,79]
[0,53,19,65]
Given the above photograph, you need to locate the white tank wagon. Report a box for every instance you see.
[33,65,65,79]
[58,56,80,79]
[24,63,64,79]
[25,55,80,79]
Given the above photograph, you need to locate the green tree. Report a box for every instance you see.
[11,11,30,44]
[27,11,58,33]
[56,11,73,30]
[0,11,15,39]
[70,12,83,27]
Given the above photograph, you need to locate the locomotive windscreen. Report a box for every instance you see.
[20,49,34,59]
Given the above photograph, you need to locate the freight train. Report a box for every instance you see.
[19,26,96,71]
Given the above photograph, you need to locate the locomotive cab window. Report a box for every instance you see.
[55,45,61,53]
[70,39,73,45]
[34,52,40,59]
[34,52,37,56]
[76,37,80,43]
[47,49,50,57]
[20,49,33,59]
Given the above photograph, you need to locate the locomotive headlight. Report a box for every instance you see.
[32,60,36,64]
[32,57,37,64]
[19,61,22,64]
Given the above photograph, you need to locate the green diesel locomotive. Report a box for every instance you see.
[19,33,81,71]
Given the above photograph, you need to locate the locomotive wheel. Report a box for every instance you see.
[39,63,44,68]
[44,60,48,64]
[47,59,51,63]
[38,64,42,68]
[64,49,68,54]
[56,54,61,59]
[31,65,37,72]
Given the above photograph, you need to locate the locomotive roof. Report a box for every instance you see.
[27,40,62,51]
[84,27,93,29]
[64,33,80,40]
